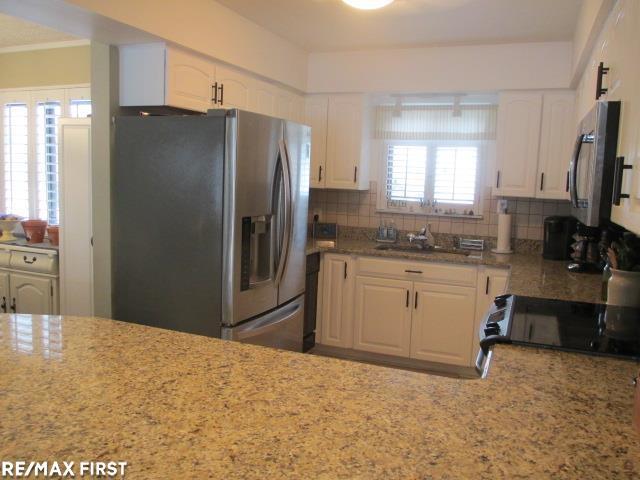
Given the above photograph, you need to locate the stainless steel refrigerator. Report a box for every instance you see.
[113,109,310,352]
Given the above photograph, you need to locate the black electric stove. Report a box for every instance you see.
[477,295,640,375]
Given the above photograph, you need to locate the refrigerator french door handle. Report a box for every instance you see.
[274,139,293,287]
[569,134,585,208]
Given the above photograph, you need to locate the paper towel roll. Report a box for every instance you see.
[493,214,513,254]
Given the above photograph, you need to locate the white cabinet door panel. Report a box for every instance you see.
[215,65,252,110]
[410,281,476,366]
[320,254,354,348]
[495,92,543,197]
[326,95,364,189]
[165,47,215,113]
[10,273,53,315]
[353,276,412,356]
[305,96,328,188]
[537,92,575,200]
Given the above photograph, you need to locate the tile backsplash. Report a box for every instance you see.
[309,182,572,241]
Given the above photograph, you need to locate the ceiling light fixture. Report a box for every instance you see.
[342,0,394,10]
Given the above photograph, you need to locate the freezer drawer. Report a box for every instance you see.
[221,295,304,352]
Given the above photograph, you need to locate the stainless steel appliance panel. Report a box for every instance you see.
[569,101,620,226]
[113,115,225,337]
[221,294,304,352]
[223,111,284,326]
[278,120,311,305]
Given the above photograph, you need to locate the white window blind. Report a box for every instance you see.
[36,101,61,224]
[3,103,30,218]
[1,87,90,221]
[386,145,427,202]
[433,146,478,205]
[69,99,91,118]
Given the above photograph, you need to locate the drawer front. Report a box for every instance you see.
[356,256,477,287]
[9,252,59,275]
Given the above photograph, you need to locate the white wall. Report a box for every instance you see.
[0,0,308,92]
[307,42,573,94]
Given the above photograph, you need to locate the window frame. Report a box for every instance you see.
[0,84,90,221]
[377,138,486,217]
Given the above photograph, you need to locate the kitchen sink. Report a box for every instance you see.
[374,244,471,256]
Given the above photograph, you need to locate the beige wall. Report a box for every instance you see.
[307,42,573,94]
[62,0,307,91]
[0,46,90,89]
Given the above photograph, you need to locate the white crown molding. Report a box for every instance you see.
[0,39,89,54]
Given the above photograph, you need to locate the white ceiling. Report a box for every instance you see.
[0,13,77,49]
[215,0,582,52]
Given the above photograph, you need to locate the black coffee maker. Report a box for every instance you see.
[543,216,577,260]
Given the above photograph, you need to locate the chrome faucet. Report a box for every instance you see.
[407,224,435,249]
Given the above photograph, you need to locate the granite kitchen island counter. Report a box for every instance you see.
[1,314,638,479]
[310,238,603,303]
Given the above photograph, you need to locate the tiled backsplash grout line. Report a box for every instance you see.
[309,182,572,241]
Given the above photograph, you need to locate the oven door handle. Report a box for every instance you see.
[569,133,585,208]
[475,348,494,379]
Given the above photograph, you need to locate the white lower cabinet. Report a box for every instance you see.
[319,254,502,367]
[353,276,412,356]
[9,273,55,315]
[410,282,477,366]
[320,254,354,348]
[0,272,9,312]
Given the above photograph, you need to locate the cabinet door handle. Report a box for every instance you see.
[565,170,570,193]
[23,256,37,264]
[353,166,358,183]
[10,298,16,313]
[343,262,347,279]
[219,83,224,106]
[404,269,423,274]
[406,290,409,308]
[496,170,501,188]
[414,291,418,309]
[0,296,6,313]
[212,82,218,104]
[485,276,490,295]
[318,165,323,182]
[540,172,544,191]
[612,156,632,206]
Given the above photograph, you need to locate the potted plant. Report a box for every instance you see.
[605,232,640,307]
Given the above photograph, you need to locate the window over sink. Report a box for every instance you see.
[375,100,497,217]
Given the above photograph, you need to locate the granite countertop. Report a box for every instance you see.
[1,314,638,478]
[308,238,603,304]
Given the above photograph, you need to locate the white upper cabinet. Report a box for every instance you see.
[306,94,370,190]
[305,95,329,188]
[120,43,304,120]
[326,95,370,190]
[607,0,640,234]
[250,79,277,117]
[120,43,216,113]
[165,46,216,112]
[353,275,412,357]
[494,92,543,197]
[536,92,576,200]
[214,65,252,110]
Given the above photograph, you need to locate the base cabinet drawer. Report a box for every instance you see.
[353,276,412,356]
[9,252,58,275]
[356,256,477,287]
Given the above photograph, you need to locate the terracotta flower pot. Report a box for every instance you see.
[47,226,59,246]
[21,219,47,244]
